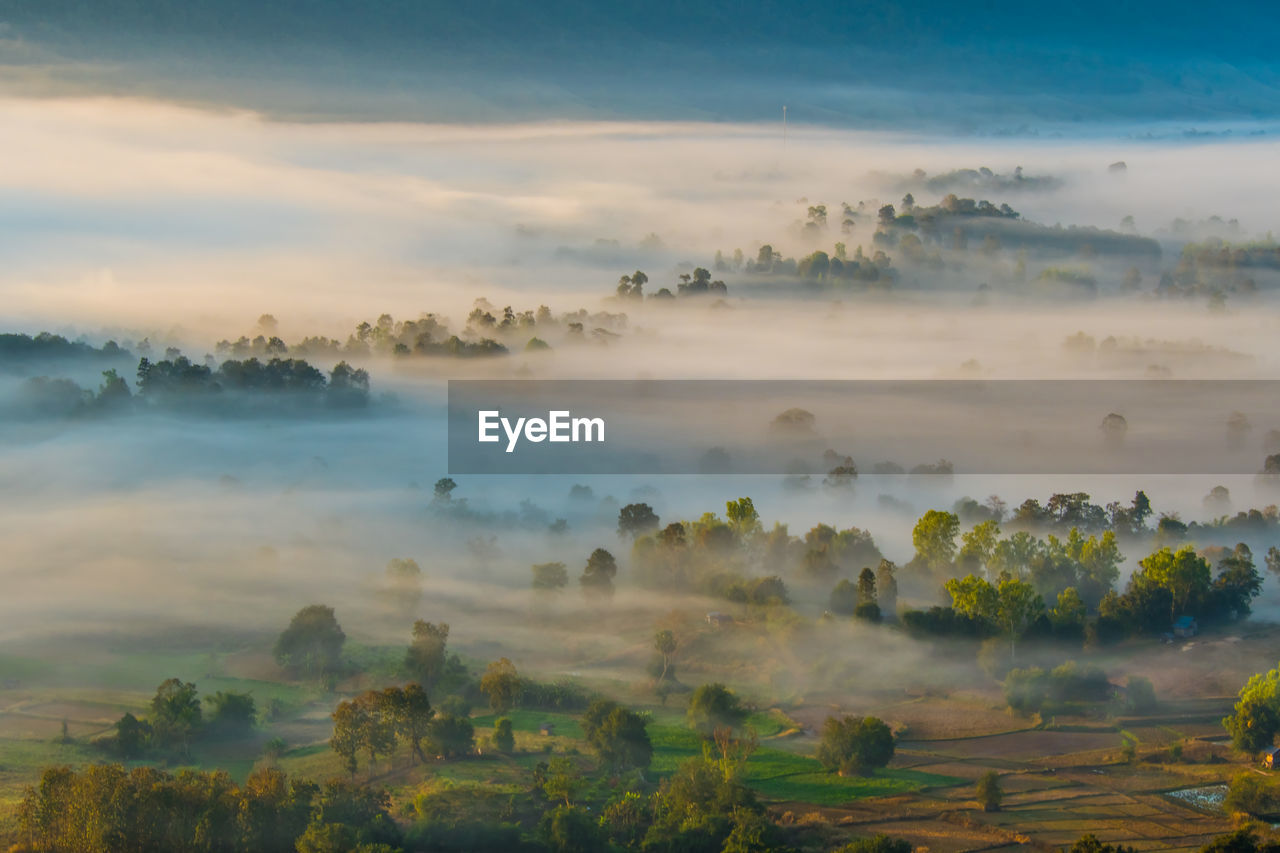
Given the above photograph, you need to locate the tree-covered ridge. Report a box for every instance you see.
[1158,237,1280,298]
[892,165,1064,197]
[11,354,371,419]
[705,192,1164,295]
[218,303,633,363]
[0,332,129,371]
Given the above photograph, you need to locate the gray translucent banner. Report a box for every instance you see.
[447,380,1280,475]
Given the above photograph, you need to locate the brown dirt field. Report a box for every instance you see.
[906,729,1123,761]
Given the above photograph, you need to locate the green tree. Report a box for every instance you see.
[404,620,450,687]
[1050,587,1087,639]
[1224,772,1280,816]
[687,683,748,737]
[480,657,522,713]
[539,804,605,853]
[829,579,858,616]
[945,574,998,623]
[1125,676,1158,713]
[582,699,653,771]
[959,520,1000,573]
[580,548,618,597]
[912,510,960,572]
[383,683,432,764]
[493,717,515,754]
[1139,546,1211,621]
[433,477,457,502]
[997,574,1046,661]
[721,806,780,853]
[330,700,365,778]
[540,756,582,806]
[856,567,877,606]
[274,604,346,679]
[149,678,202,755]
[975,770,1002,812]
[876,559,898,618]
[618,503,660,539]
[426,713,475,758]
[654,629,678,683]
[112,712,150,758]
[854,601,882,623]
[815,715,895,776]
[1214,543,1264,618]
[205,690,256,739]
[1224,661,1280,753]
[725,497,761,535]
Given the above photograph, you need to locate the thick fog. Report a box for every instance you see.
[4,92,1280,699]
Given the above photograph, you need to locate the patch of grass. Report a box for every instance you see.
[471,710,583,740]
[644,723,960,804]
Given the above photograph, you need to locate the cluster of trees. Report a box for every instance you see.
[330,683,467,776]
[874,192,1160,264]
[17,765,400,853]
[101,679,256,760]
[647,266,730,298]
[721,242,894,287]
[217,301,632,363]
[1003,662,1114,714]
[1158,237,1280,298]
[912,507,1123,602]
[474,657,595,717]
[922,538,1261,650]
[562,746,773,852]
[530,549,622,598]
[16,370,134,417]
[829,566,889,622]
[136,355,370,408]
[902,489,1266,645]
[1097,543,1263,638]
[0,331,129,368]
[21,355,374,419]
[629,497,886,607]
[903,165,1062,196]
[952,490,1153,538]
[614,266,730,299]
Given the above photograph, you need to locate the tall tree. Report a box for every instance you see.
[274,604,346,679]
[618,503,660,539]
[404,620,450,687]
[580,548,618,597]
[480,658,522,714]
[912,510,959,573]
